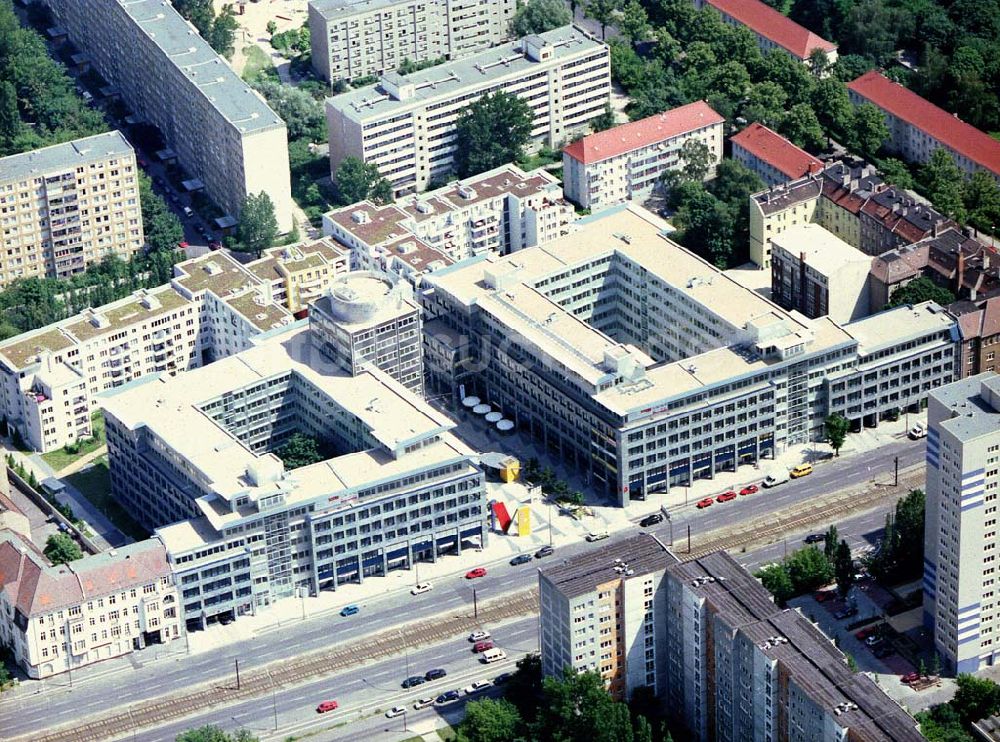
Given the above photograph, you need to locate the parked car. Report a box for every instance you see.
[469,630,491,643]
[715,491,737,503]
[803,533,826,544]
[639,513,664,527]
[900,672,920,684]
[401,676,426,689]
[834,606,858,620]
[535,545,554,558]
[411,582,433,595]
[763,469,790,487]
[493,672,513,685]
[465,567,487,579]
[316,700,339,713]
[873,644,895,658]
[790,463,813,479]
[473,640,494,653]
[740,484,759,496]
[177,240,189,249]
[865,634,884,647]
[696,498,714,509]
[182,205,194,218]
[813,590,834,602]
[386,706,406,718]
[414,697,435,710]
[510,554,532,566]
[435,690,461,705]
[855,626,878,641]
[908,422,927,439]
[340,604,360,617]
[586,531,609,542]
[463,680,491,695]
[425,668,447,681]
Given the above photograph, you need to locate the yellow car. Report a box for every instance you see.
[790,463,813,479]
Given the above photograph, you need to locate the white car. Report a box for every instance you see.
[468,630,491,643]
[908,422,927,439]
[463,681,492,695]
[411,582,433,595]
[586,531,609,542]
[413,697,434,710]
[385,706,406,718]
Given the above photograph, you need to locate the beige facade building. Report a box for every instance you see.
[44,0,295,232]
[0,533,182,679]
[308,0,515,83]
[327,26,611,195]
[0,132,143,286]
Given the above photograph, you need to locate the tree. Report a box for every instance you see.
[823,524,839,563]
[780,103,826,152]
[963,171,1000,234]
[848,103,889,159]
[811,78,854,137]
[176,727,259,742]
[44,533,83,565]
[888,277,955,308]
[931,652,941,677]
[171,0,214,37]
[207,5,239,59]
[878,158,914,190]
[618,0,650,43]
[742,82,788,128]
[457,698,523,742]
[920,148,967,221]
[276,433,325,469]
[825,413,849,457]
[672,186,735,268]
[251,80,325,141]
[951,674,1000,725]
[834,539,854,597]
[266,20,278,36]
[454,91,533,178]
[584,0,622,40]
[138,173,183,253]
[334,157,393,206]
[590,103,616,133]
[785,545,833,593]
[236,192,278,258]
[846,652,858,672]
[870,489,925,583]
[504,653,543,722]
[0,80,20,144]
[678,139,713,182]
[509,0,571,37]
[755,563,794,605]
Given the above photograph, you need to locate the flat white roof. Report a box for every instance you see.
[770,224,872,275]
[843,301,955,354]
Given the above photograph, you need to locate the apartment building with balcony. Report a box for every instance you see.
[848,71,1000,183]
[323,164,573,282]
[420,204,958,505]
[562,101,724,211]
[308,0,515,83]
[924,373,1000,673]
[0,532,182,679]
[102,324,485,624]
[44,0,295,232]
[0,131,143,286]
[730,122,823,187]
[327,26,611,195]
[246,238,351,315]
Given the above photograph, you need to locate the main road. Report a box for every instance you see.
[0,438,923,741]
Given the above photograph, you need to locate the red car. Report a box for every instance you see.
[465,567,487,579]
[855,626,878,641]
[900,672,920,684]
[716,491,737,503]
[316,700,339,713]
[740,484,759,496]
[696,497,714,509]
[177,240,189,249]
[473,640,494,653]
[814,590,834,602]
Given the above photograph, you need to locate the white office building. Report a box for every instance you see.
[924,373,1000,674]
[327,26,611,195]
[308,0,515,83]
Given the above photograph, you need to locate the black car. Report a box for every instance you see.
[535,545,554,559]
[639,513,664,527]
[834,606,858,620]
[425,668,447,681]
[803,534,826,544]
[401,676,426,689]
[493,672,513,685]
[435,690,460,705]
[510,553,533,566]
[873,644,895,659]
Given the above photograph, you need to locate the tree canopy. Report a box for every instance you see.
[888,277,956,309]
[824,413,849,456]
[510,0,572,37]
[44,533,83,565]
[175,726,258,742]
[235,192,279,258]
[275,433,330,469]
[868,489,925,584]
[334,157,393,206]
[170,1,238,59]
[454,91,534,178]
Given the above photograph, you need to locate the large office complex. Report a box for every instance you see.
[730,122,822,187]
[539,539,923,741]
[0,242,348,453]
[0,131,143,286]
[327,26,611,195]
[44,0,295,232]
[102,324,485,624]
[0,532,182,679]
[924,373,1000,673]
[308,0,515,83]
[421,203,958,506]
[324,164,574,282]
[848,71,1000,183]
[562,101,724,211]
[691,0,837,64]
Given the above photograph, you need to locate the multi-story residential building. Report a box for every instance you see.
[0,532,182,679]
[308,0,515,83]
[924,373,1000,673]
[0,131,143,286]
[421,203,958,505]
[44,0,295,232]
[956,299,1000,378]
[323,164,573,277]
[540,543,923,741]
[749,159,952,268]
[729,122,823,187]
[538,532,672,701]
[691,0,837,65]
[103,324,485,624]
[309,271,424,393]
[0,242,349,453]
[847,71,1000,183]
[562,101,724,211]
[327,26,611,195]
[770,223,873,323]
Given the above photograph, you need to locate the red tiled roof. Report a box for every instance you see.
[563,101,724,165]
[704,0,836,60]
[730,123,823,180]
[847,71,1000,178]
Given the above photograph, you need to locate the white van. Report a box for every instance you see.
[182,206,194,218]
[908,422,927,439]
[481,647,507,664]
[763,469,790,488]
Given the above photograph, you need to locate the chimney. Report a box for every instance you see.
[933,219,944,238]
[957,250,966,294]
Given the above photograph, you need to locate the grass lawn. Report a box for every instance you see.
[242,44,277,84]
[64,457,149,543]
[41,412,106,473]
